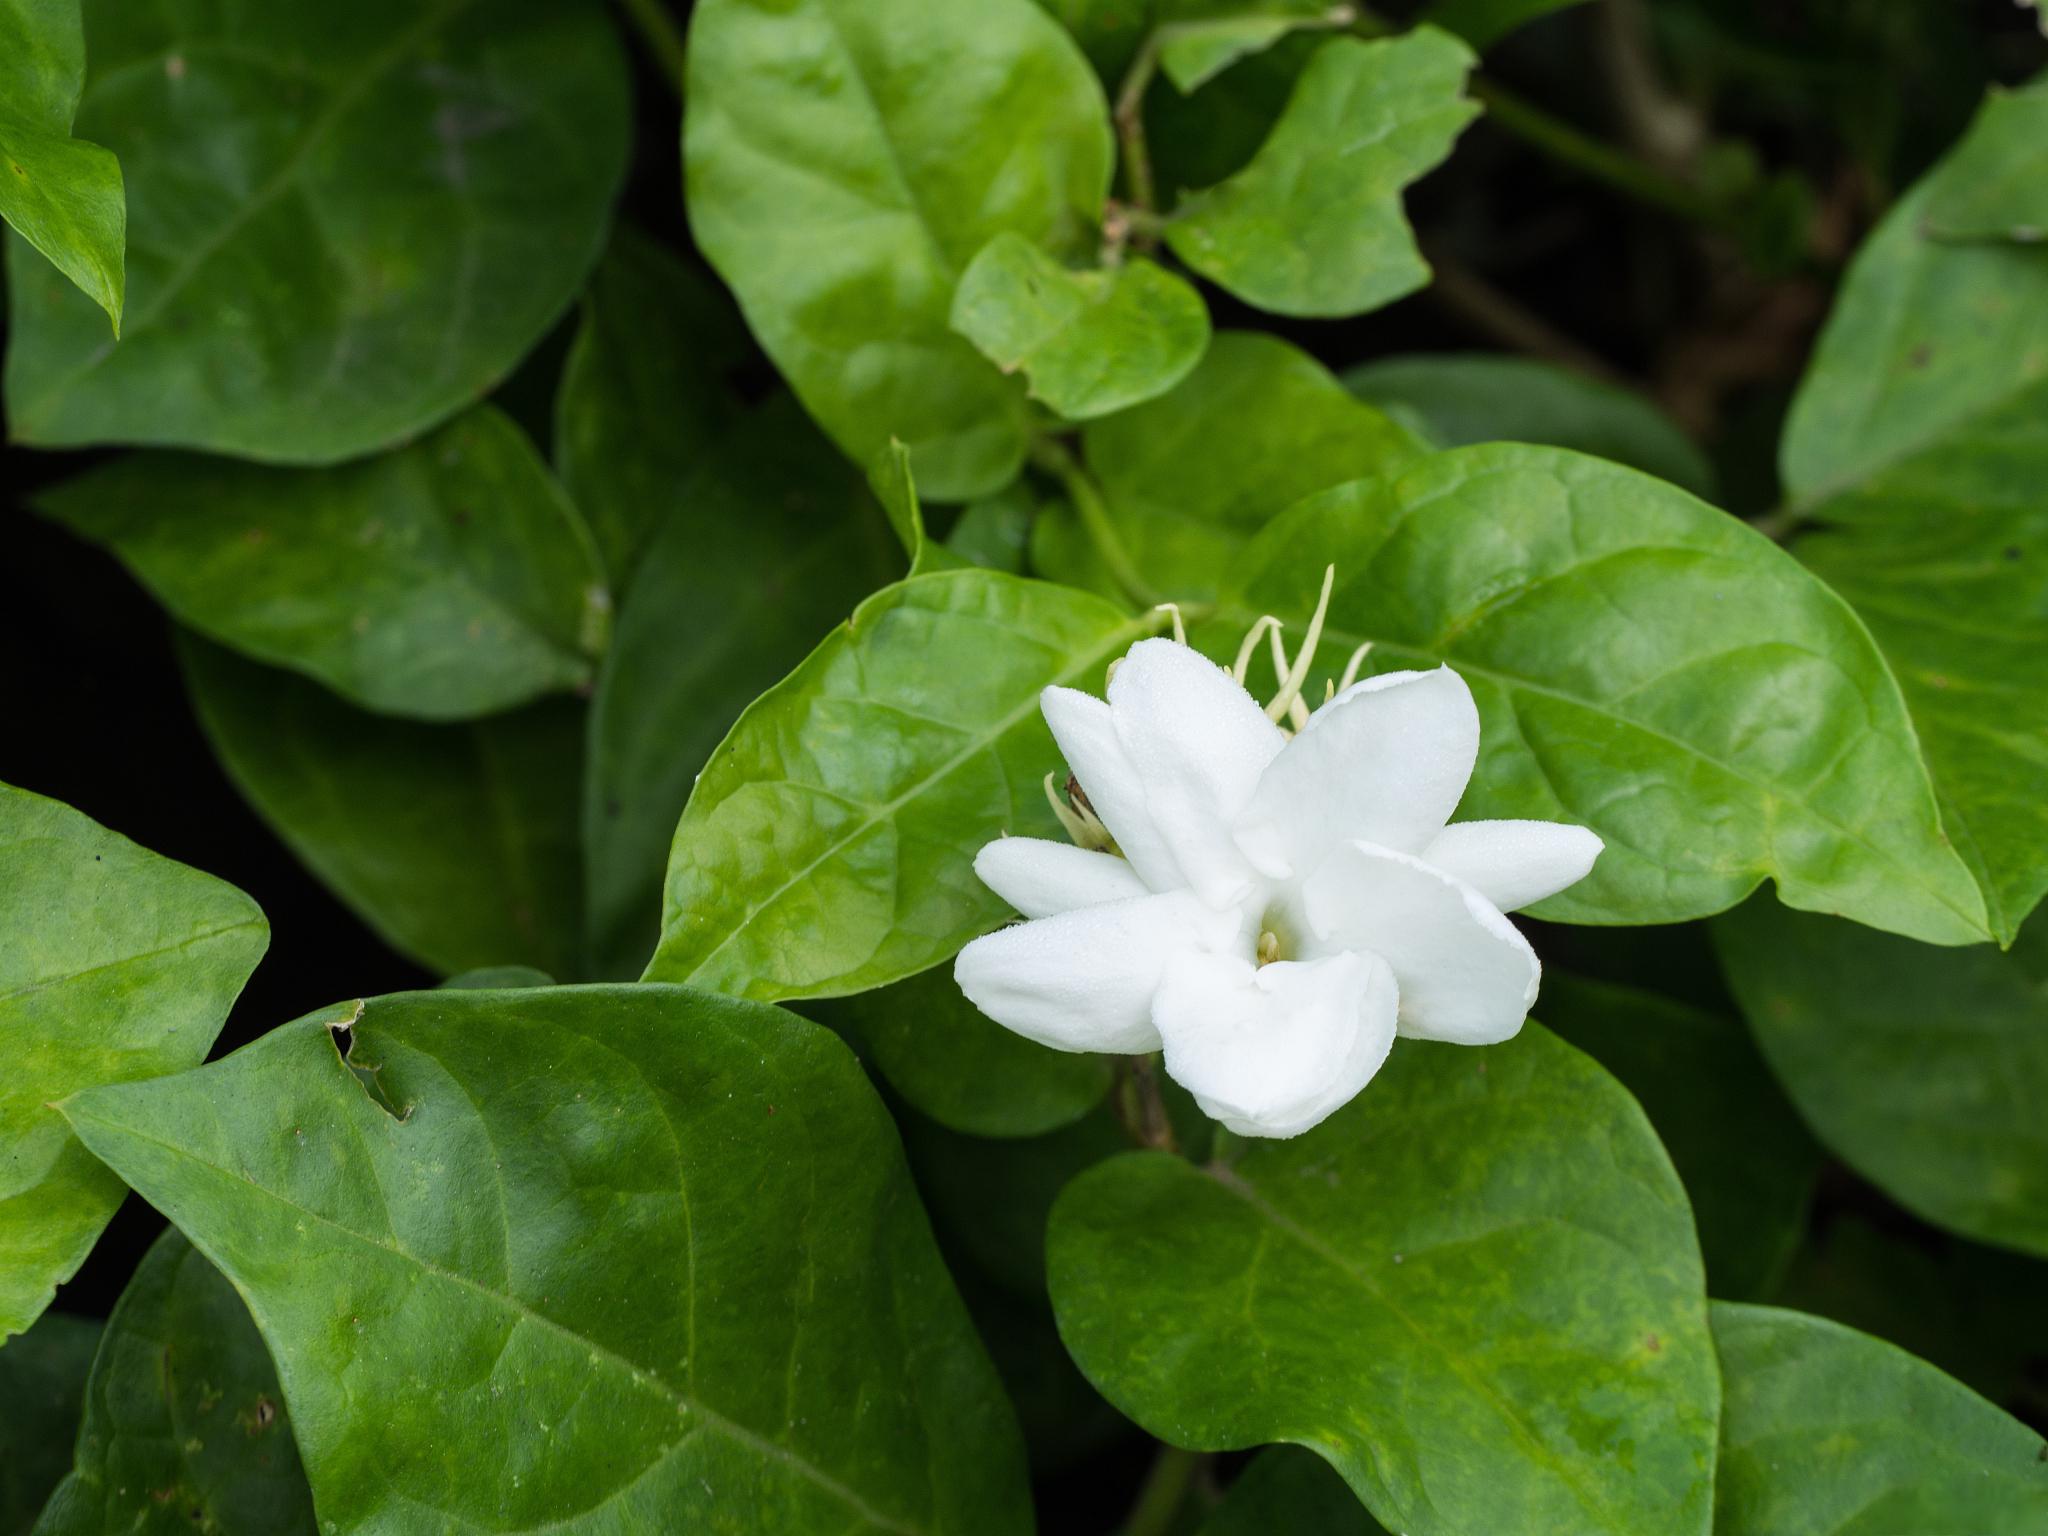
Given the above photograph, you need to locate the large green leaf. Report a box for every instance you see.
[1780,79,2048,940]
[583,397,900,980]
[60,985,1031,1536]
[40,407,607,722]
[1539,973,1819,1299]
[820,965,1111,1138]
[948,235,1209,421]
[1206,444,1990,944]
[0,0,123,329]
[554,228,753,590]
[1919,83,2048,244]
[643,569,1151,1001]
[0,782,265,1341]
[33,1230,315,1536]
[1714,898,2048,1258]
[1711,1303,2048,1533]
[0,1311,99,1534]
[1047,1026,1719,1535]
[180,639,583,979]
[1343,352,1716,498]
[1073,331,1424,598]
[1164,31,1477,318]
[4,0,628,462]
[685,0,1112,499]
[1200,1448,1383,1536]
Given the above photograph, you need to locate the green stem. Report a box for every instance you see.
[1032,438,1163,610]
[1470,76,1723,228]
[1748,505,1808,544]
[1124,1444,1203,1536]
[1114,32,1163,233]
[615,0,688,97]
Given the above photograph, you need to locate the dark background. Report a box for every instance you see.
[5,1,2045,1526]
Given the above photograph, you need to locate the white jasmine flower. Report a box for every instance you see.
[953,578,1602,1140]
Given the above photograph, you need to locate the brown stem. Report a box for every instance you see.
[1116,1055,1179,1153]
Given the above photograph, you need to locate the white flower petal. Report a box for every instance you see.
[1304,840,1539,1046]
[1040,685,1184,892]
[1420,820,1604,914]
[1154,951,1398,1139]
[1108,639,1286,909]
[954,890,1234,1055]
[1233,667,1481,881]
[974,836,1150,919]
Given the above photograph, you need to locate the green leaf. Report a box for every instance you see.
[1200,1448,1384,1536]
[1780,79,2048,939]
[820,965,1111,1138]
[180,638,583,980]
[1164,31,1477,318]
[871,439,963,576]
[1209,444,1991,944]
[685,0,1112,499]
[0,782,265,1341]
[583,398,901,981]
[0,0,123,330]
[1920,82,2048,242]
[441,965,554,990]
[946,483,1036,573]
[949,234,1210,420]
[1344,352,1716,498]
[1711,1302,2048,1533]
[643,569,1151,1001]
[1538,972,1820,1300]
[40,408,608,722]
[60,985,1031,1536]
[1713,898,2048,1258]
[1158,15,1316,95]
[1047,1025,1718,1535]
[33,1230,315,1536]
[1424,0,1589,49]
[554,227,753,590]
[4,0,628,463]
[1073,331,1425,599]
[0,1311,99,1533]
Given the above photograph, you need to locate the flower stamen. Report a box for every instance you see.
[1337,638,1374,693]
[1264,564,1335,725]
[1266,625,1311,732]
[1231,614,1280,683]
[1153,602,1187,645]
[1255,929,1281,967]
[1044,771,1114,852]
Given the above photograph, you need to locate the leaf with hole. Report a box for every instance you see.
[1047,1025,1719,1534]
[0,781,266,1341]
[4,0,628,462]
[59,985,1030,1536]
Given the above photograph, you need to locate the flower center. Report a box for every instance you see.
[1254,902,1305,967]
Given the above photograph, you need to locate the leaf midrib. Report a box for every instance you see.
[65,1109,926,1536]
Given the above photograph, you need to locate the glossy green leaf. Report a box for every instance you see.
[949,235,1209,420]
[61,985,1030,1536]
[1201,1448,1383,1536]
[583,398,900,981]
[40,408,608,722]
[1048,1025,1718,1535]
[0,0,123,329]
[685,0,1112,499]
[1920,82,2048,242]
[822,965,1111,1138]
[180,639,583,980]
[1425,0,1589,49]
[0,782,265,1341]
[1075,331,1424,598]
[1539,973,1820,1299]
[643,569,1151,1001]
[1157,12,1330,95]
[1714,898,2048,1258]
[1344,352,1716,498]
[4,0,628,462]
[1165,31,1477,318]
[1209,444,1990,944]
[1780,80,2048,938]
[33,1230,315,1536]
[872,439,962,576]
[1711,1303,2048,1533]
[0,1311,99,1534]
[554,227,753,590]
